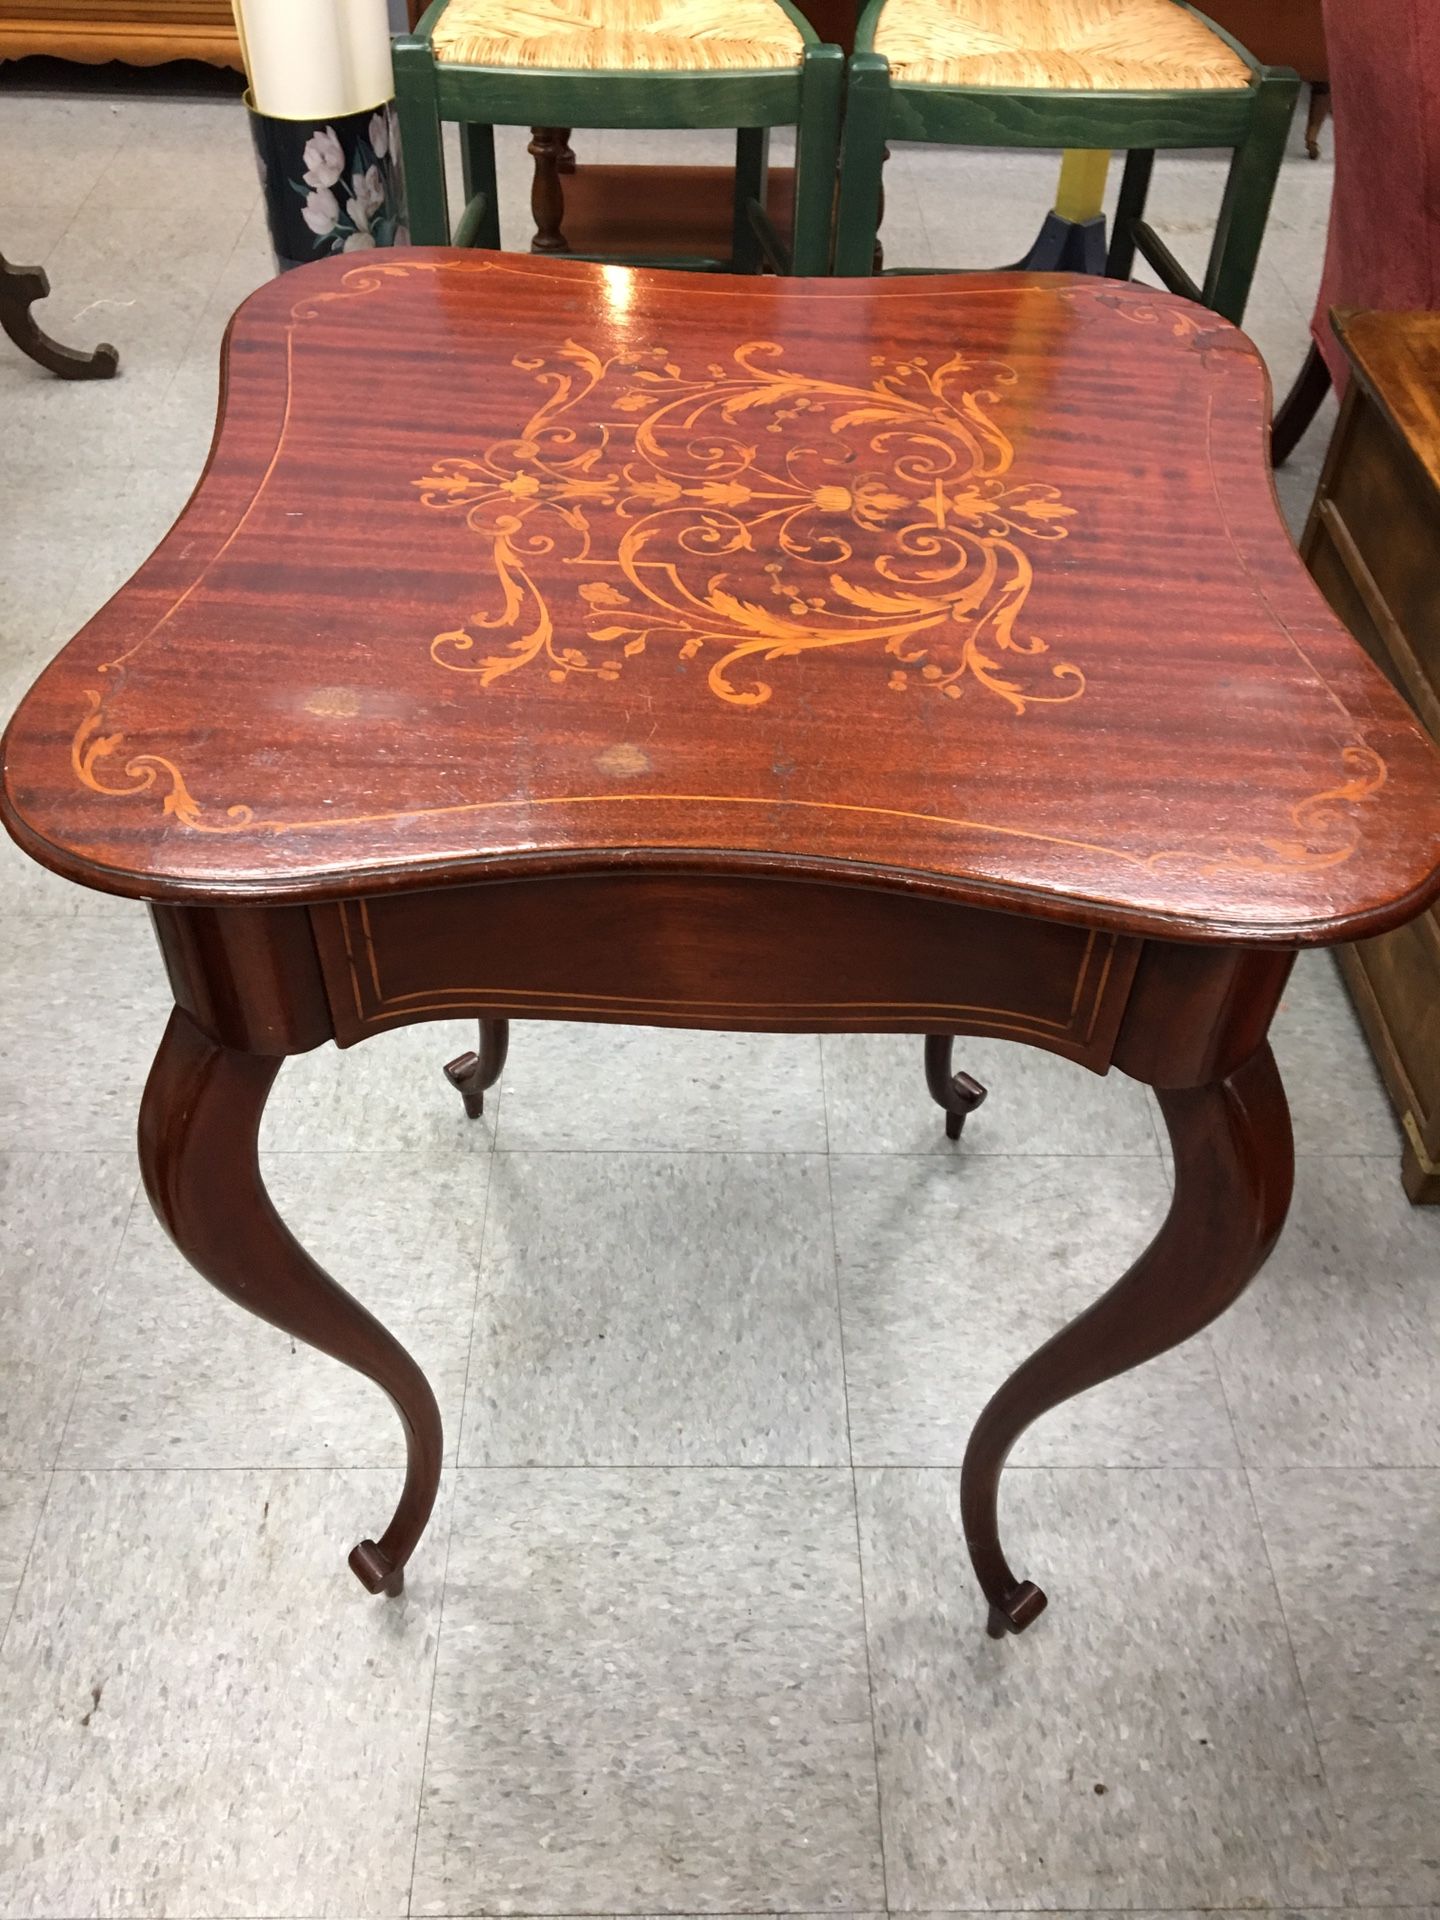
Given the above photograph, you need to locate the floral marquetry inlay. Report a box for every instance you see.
[415,338,1085,712]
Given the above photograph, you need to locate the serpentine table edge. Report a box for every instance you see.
[6,251,1440,1636]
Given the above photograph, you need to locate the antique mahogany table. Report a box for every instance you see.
[7,252,1440,1635]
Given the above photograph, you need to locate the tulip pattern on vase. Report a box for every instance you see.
[248,101,408,275]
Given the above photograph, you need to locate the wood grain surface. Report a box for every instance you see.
[5,250,1440,946]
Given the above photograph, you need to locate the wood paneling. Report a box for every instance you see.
[0,1,242,68]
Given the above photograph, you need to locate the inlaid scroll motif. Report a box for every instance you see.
[415,339,1085,712]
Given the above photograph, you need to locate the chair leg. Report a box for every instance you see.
[790,43,844,274]
[444,1019,510,1121]
[391,36,451,245]
[1202,69,1300,326]
[732,125,770,274]
[528,127,571,252]
[833,50,889,275]
[557,128,577,173]
[1304,82,1331,160]
[1271,341,1332,467]
[459,122,502,249]
[923,1035,988,1142]
[1105,147,1154,280]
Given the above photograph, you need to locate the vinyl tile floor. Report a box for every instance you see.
[1,61,1437,1920]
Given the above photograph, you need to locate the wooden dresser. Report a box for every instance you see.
[1302,310,1440,1202]
[0,2,242,69]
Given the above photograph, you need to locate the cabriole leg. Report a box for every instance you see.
[923,1033,987,1141]
[444,1017,510,1120]
[961,1042,1293,1637]
[139,1006,443,1596]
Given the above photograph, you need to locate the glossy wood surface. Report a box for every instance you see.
[5,250,1440,947]
[0,3,242,69]
[1335,308,1440,504]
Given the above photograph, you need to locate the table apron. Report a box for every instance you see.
[307,874,1142,1069]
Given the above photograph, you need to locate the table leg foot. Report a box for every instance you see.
[960,1043,1292,1634]
[986,1581,1048,1639]
[350,1538,405,1596]
[140,1006,444,1593]
[924,1034,988,1141]
[443,1016,510,1120]
[1,253,119,379]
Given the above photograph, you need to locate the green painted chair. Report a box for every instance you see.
[832,0,1300,324]
[392,0,844,274]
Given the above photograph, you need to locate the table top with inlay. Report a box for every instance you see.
[5,250,1440,945]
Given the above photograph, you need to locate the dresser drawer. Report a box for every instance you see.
[310,873,1141,1067]
[1341,903,1440,1138]
[1316,400,1440,741]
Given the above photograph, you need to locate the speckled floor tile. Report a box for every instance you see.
[899,144,1068,272]
[0,909,171,1152]
[858,1467,1344,1909]
[95,96,257,211]
[412,1468,883,1914]
[61,1153,487,1469]
[0,1475,48,1644]
[260,1022,498,1153]
[1270,951,1401,1157]
[0,1467,445,1918]
[832,1155,1238,1467]
[1252,1469,1440,1905]
[0,1153,137,1472]
[495,1024,827,1152]
[37,200,251,360]
[1,461,195,684]
[822,1033,1158,1157]
[1211,1155,1440,1468]
[0,199,76,273]
[461,1152,847,1465]
[0,93,130,209]
[897,1912,1412,1920]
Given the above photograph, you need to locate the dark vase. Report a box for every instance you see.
[247,94,408,276]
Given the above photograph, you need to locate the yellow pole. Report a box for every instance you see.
[1053,148,1112,223]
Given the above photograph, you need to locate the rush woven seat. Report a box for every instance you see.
[873,0,1250,92]
[431,0,806,72]
[393,0,839,276]
[833,0,1296,326]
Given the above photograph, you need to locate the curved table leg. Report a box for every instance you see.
[444,1016,509,1120]
[961,1042,1293,1638]
[924,1033,988,1141]
[139,1006,442,1596]
[1,254,119,379]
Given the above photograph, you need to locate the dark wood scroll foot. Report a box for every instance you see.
[443,1016,509,1120]
[960,1042,1293,1634]
[0,253,119,380]
[924,1033,988,1140]
[139,1006,443,1594]
[987,1582,1047,1639]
